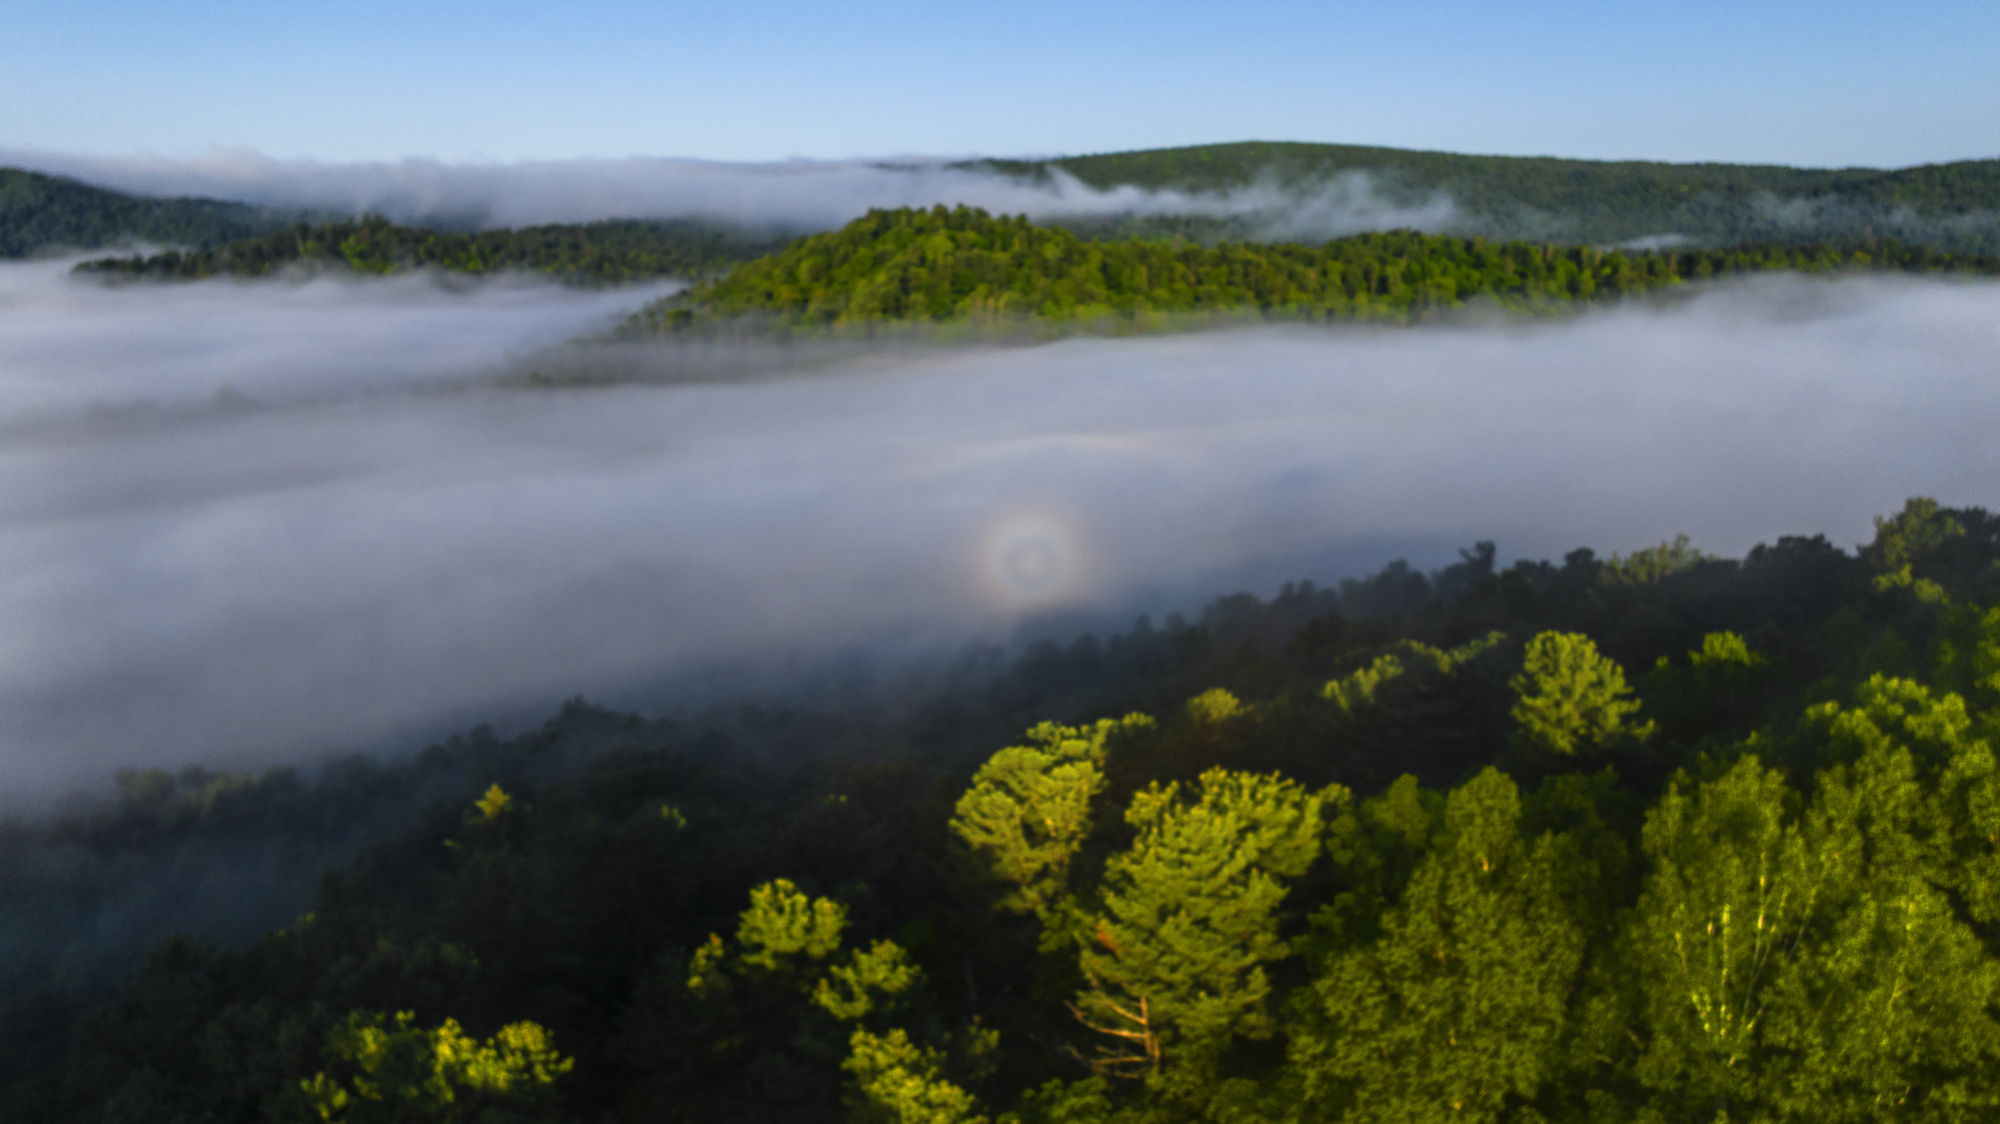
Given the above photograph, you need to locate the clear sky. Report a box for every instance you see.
[2,0,1993,168]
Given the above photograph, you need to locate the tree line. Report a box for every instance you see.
[5,498,2000,1122]
[75,215,793,285]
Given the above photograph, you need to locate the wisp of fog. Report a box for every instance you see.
[2,265,1997,794]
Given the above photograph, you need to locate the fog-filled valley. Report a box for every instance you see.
[7,140,2000,1124]
[4,262,1996,794]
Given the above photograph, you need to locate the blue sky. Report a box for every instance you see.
[3,0,1993,168]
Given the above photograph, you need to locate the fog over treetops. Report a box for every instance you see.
[2,255,1996,793]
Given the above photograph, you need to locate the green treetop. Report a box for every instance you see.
[1071,768,1332,1105]
[950,716,1154,926]
[1511,631,1651,757]
[1286,768,1588,1124]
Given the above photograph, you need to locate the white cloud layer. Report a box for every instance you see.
[2,266,1997,794]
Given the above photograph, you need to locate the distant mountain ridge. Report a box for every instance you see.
[966,141,2000,251]
[974,140,2000,210]
[0,167,306,257]
[12,141,2000,261]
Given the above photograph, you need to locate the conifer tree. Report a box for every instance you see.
[1510,631,1651,756]
[1071,769,1331,1106]
[951,716,1154,928]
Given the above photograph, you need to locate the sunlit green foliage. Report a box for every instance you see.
[1622,756,1811,1109]
[472,783,513,822]
[273,1010,571,1124]
[735,878,848,972]
[815,941,924,1022]
[843,1028,990,1124]
[632,206,2000,336]
[1688,631,1765,676]
[1510,631,1651,756]
[1288,768,1587,1123]
[1619,682,2000,1119]
[1072,768,1329,1102]
[950,716,1153,925]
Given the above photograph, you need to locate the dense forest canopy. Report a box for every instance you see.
[967,141,2000,250]
[0,168,303,257]
[630,205,2000,337]
[8,497,2000,1122]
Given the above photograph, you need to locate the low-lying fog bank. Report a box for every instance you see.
[0,257,682,421]
[2,265,1996,794]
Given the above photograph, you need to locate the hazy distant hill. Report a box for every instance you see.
[968,141,2000,250]
[0,167,303,257]
[21,141,2000,265]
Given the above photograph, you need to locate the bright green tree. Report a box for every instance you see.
[1510,631,1650,756]
[1621,714,2000,1120]
[1071,768,1332,1105]
[815,941,925,1022]
[1623,756,1816,1114]
[686,877,848,1001]
[1799,675,2000,923]
[842,1028,989,1124]
[1285,768,1587,1123]
[951,716,1153,926]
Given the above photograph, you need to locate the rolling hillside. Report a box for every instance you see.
[973,141,2000,250]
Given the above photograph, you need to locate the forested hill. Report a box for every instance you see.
[629,204,1999,336]
[0,167,298,257]
[76,215,795,284]
[968,141,2000,250]
[9,498,2000,1122]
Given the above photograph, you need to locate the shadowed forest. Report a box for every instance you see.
[6,499,2000,1122]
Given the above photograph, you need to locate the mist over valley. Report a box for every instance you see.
[2,257,1995,794]
[6,127,2000,1123]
